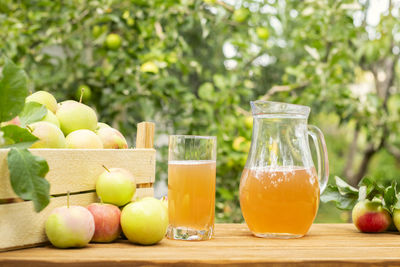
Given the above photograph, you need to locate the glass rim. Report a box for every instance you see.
[169,135,216,140]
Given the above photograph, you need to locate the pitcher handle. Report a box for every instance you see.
[307,125,329,193]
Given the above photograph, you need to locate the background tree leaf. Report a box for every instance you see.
[19,102,47,127]
[0,58,28,123]
[7,148,50,212]
[0,125,38,148]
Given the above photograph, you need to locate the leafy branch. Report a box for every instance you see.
[0,58,50,212]
[321,176,400,214]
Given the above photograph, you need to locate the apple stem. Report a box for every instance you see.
[99,197,103,204]
[79,87,84,103]
[26,125,33,133]
[67,191,70,208]
[102,165,111,173]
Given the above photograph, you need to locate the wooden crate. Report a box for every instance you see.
[0,122,156,251]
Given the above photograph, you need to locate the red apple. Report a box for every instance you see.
[96,127,128,149]
[87,203,121,243]
[352,200,392,233]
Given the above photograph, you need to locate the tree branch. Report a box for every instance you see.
[343,124,359,179]
[215,0,234,12]
[386,144,400,160]
[259,82,309,101]
[351,127,387,185]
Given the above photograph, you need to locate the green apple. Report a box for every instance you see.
[232,136,246,151]
[75,84,92,102]
[105,33,122,50]
[392,209,400,232]
[140,61,159,74]
[256,27,269,40]
[29,121,66,148]
[244,116,253,129]
[65,129,103,149]
[45,205,95,248]
[96,167,136,206]
[121,197,168,245]
[41,109,60,128]
[233,8,250,23]
[26,91,58,114]
[56,100,98,135]
[160,196,168,211]
[96,122,111,131]
[96,127,128,149]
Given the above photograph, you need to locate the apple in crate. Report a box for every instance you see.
[29,121,66,148]
[26,90,58,113]
[96,167,136,206]
[66,129,103,149]
[96,127,128,149]
[45,206,95,248]
[121,197,168,245]
[352,200,392,233]
[87,203,121,242]
[56,100,98,135]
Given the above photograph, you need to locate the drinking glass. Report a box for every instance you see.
[167,135,216,241]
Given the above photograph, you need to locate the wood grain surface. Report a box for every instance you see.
[1,224,400,266]
[0,148,156,199]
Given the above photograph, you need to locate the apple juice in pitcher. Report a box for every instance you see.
[239,101,329,238]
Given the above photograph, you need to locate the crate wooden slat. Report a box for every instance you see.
[0,148,155,199]
[1,224,400,266]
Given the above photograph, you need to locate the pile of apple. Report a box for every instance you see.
[22,90,128,149]
[45,166,168,248]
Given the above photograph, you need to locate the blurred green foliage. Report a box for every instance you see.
[1,0,400,223]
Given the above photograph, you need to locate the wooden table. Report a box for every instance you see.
[1,224,400,266]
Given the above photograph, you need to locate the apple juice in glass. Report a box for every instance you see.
[167,135,216,241]
[239,101,329,238]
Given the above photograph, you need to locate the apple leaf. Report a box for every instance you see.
[322,176,400,215]
[358,177,385,201]
[0,125,38,148]
[7,148,50,212]
[0,58,28,123]
[320,183,358,210]
[19,102,47,127]
[335,176,358,195]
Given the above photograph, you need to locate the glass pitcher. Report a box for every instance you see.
[239,101,329,238]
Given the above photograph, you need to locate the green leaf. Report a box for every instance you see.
[1,125,38,148]
[335,176,358,195]
[0,58,28,123]
[7,148,50,212]
[359,176,385,201]
[383,181,398,212]
[198,82,215,101]
[320,185,358,210]
[394,193,400,210]
[19,102,47,127]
